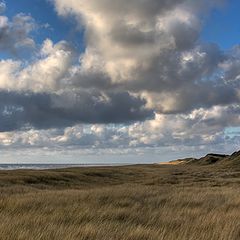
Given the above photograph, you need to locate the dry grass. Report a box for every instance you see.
[0,164,239,239]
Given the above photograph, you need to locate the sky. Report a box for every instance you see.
[0,0,240,163]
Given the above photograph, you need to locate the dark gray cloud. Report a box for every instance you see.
[0,90,153,132]
[155,83,239,114]
[169,21,199,50]
[124,44,225,93]
[222,45,240,84]
[110,23,157,48]
[69,43,237,114]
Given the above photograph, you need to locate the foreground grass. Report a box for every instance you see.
[0,164,239,240]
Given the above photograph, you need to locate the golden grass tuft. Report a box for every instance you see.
[0,164,239,239]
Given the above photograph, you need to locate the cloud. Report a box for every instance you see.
[0,1,6,13]
[1,105,240,151]
[0,90,153,132]
[52,0,239,114]
[0,12,36,54]
[0,39,74,92]
[0,0,239,158]
[53,0,200,83]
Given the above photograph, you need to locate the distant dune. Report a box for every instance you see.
[164,150,240,166]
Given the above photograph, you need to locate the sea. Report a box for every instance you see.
[0,163,130,170]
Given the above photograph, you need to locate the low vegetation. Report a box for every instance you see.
[0,159,239,239]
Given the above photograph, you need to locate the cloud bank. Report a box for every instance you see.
[0,0,240,158]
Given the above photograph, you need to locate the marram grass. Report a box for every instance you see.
[0,164,239,240]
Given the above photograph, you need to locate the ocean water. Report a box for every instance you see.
[0,163,128,170]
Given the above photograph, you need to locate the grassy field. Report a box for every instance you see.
[0,164,239,239]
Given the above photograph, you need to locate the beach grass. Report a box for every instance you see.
[0,164,239,239]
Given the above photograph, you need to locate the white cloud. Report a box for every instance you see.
[51,0,239,114]
[53,0,195,83]
[0,39,74,92]
[0,13,36,54]
[1,104,240,150]
[0,0,239,159]
[0,1,6,14]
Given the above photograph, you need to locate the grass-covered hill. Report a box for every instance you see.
[0,153,239,239]
[170,150,240,167]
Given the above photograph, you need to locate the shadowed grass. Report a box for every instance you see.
[0,164,239,239]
